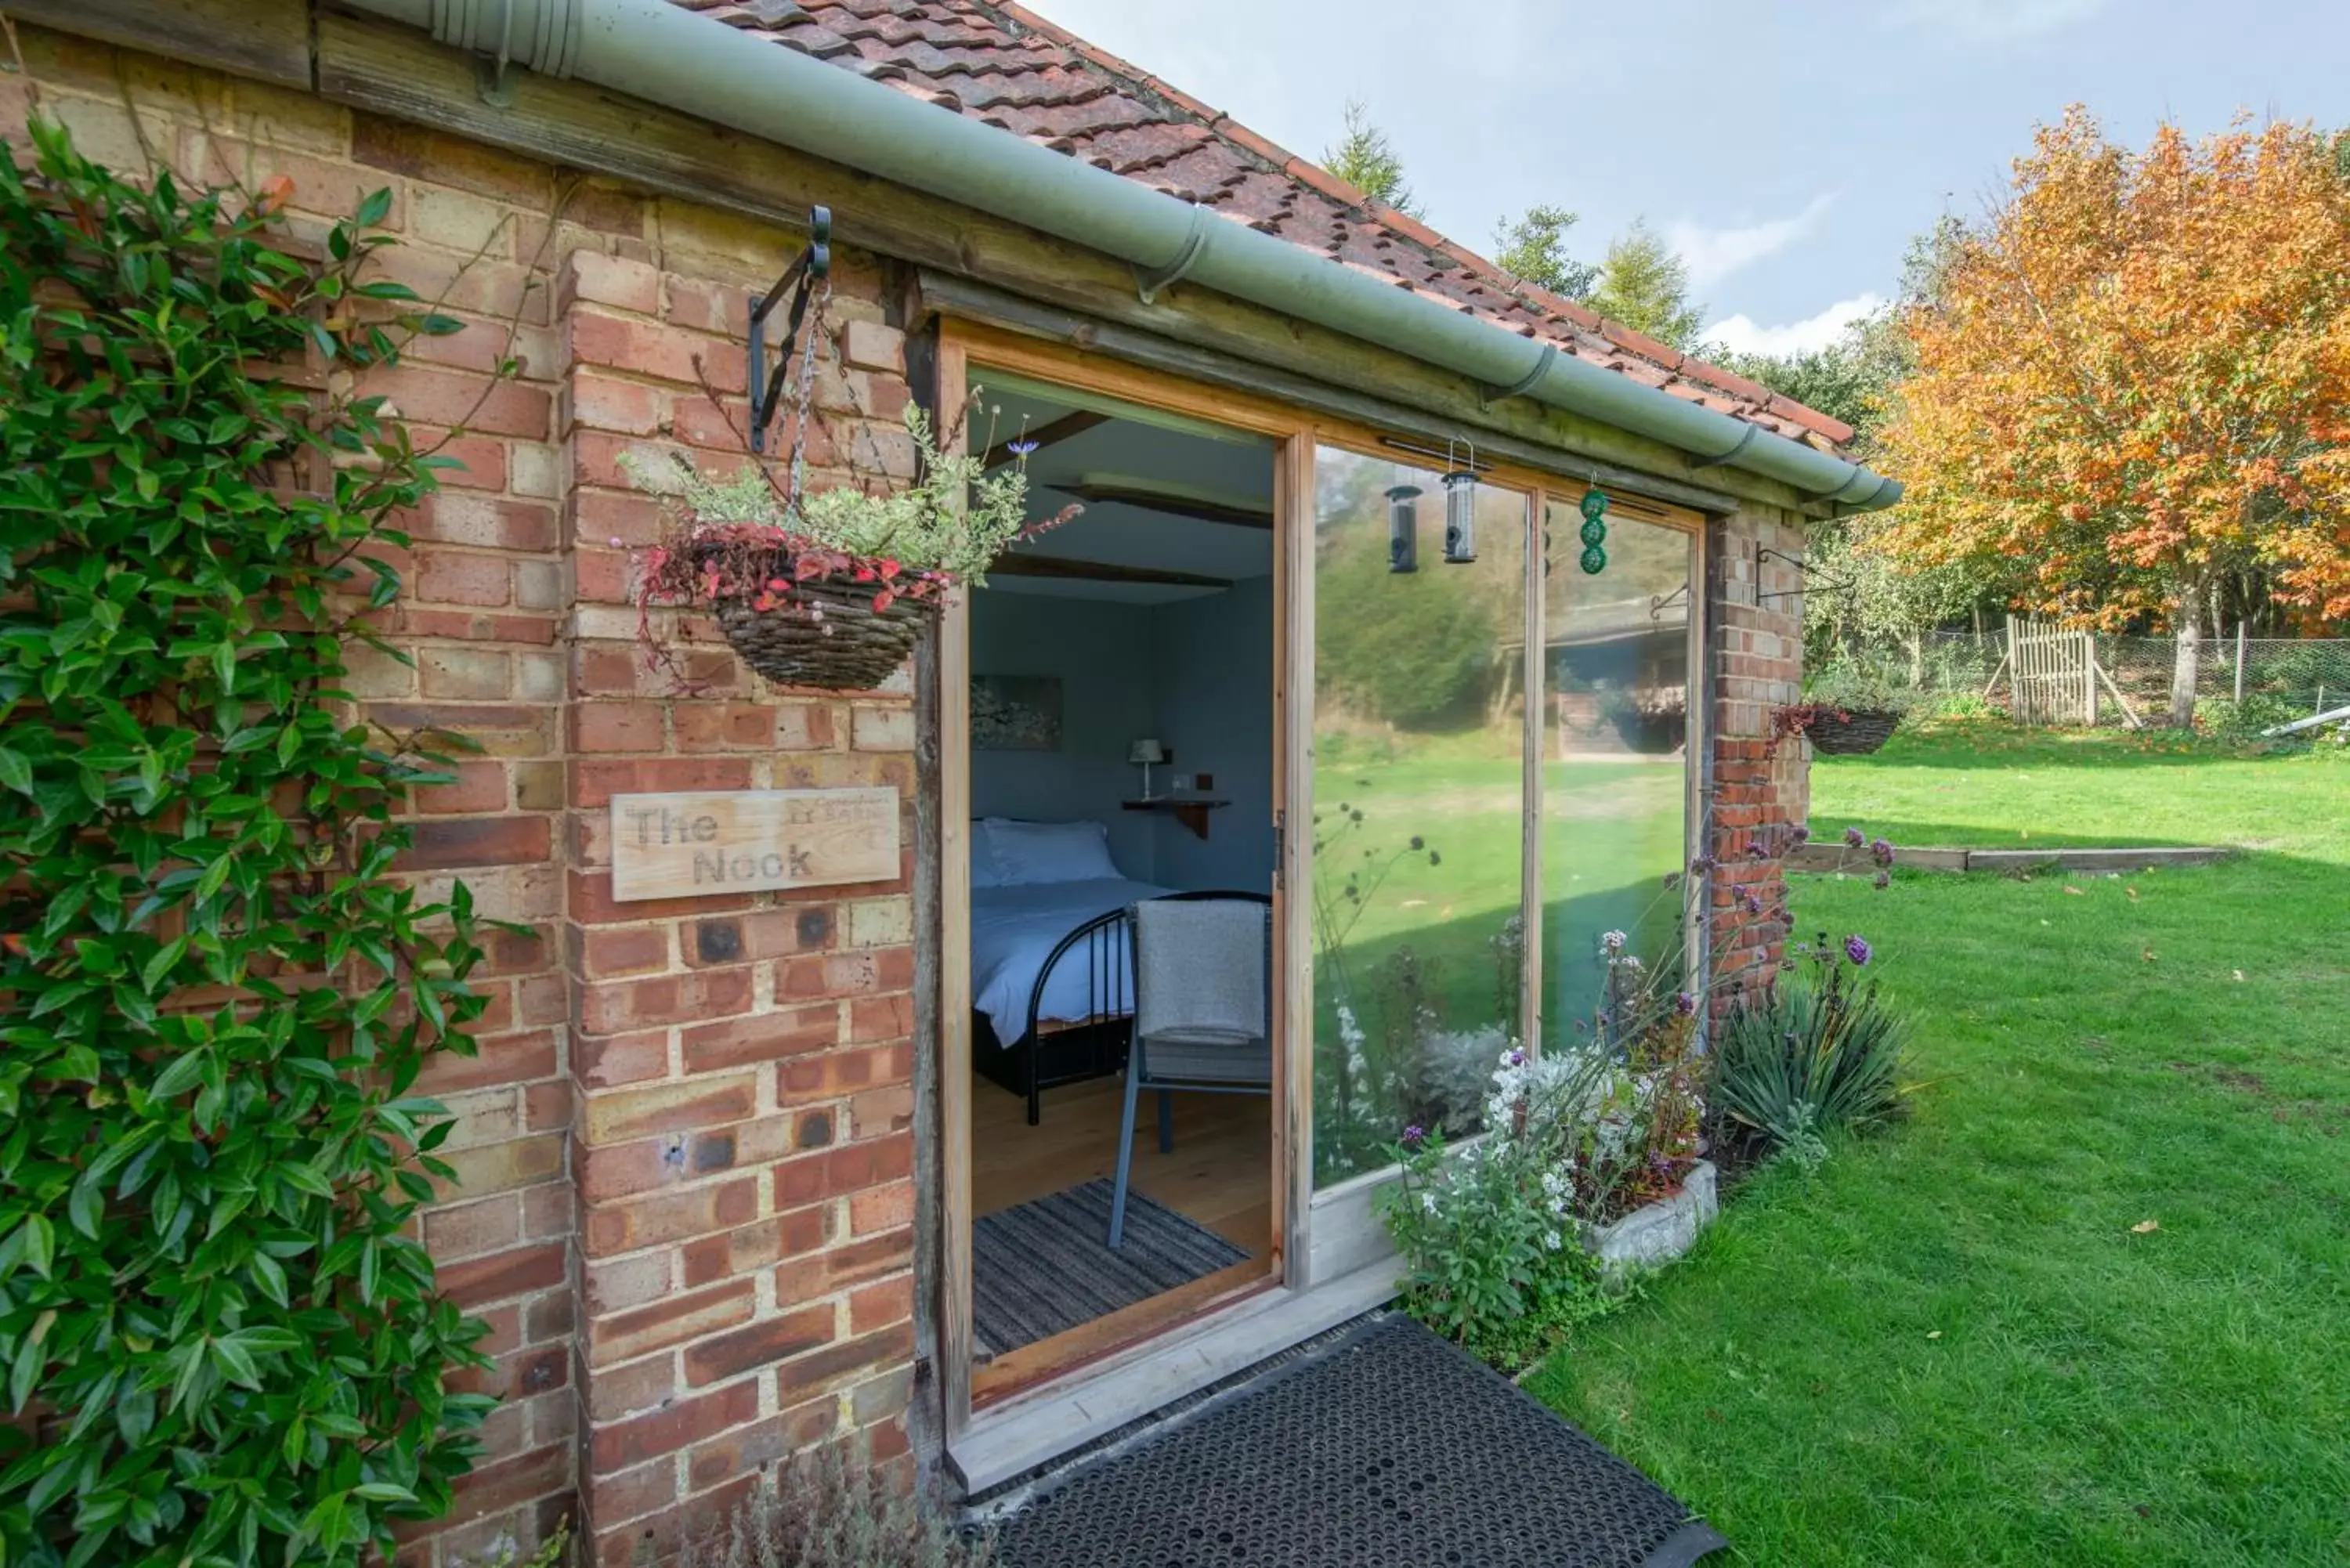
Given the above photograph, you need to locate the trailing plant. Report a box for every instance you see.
[1712,932,1912,1169]
[1801,656,1918,715]
[630,373,1079,645]
[673,1440,993,1568]
[0,120,503,1563]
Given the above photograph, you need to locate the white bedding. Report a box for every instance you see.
[971,877,1172,1045]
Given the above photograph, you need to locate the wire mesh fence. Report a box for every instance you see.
[1853,628,2350,728]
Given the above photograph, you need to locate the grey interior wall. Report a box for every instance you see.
[967,580,1275,892]
[968,592,1158,881]
[1148,577,1276,891]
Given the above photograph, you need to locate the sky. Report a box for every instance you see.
[1025,0,2350,357]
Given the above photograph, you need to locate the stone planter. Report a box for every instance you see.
[1589,1159,1717,1274]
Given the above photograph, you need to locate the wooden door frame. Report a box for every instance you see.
[926,320,1715,1433]
[933,323,1312,1427]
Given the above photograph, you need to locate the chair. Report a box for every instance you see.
[1108,892,1274,1250]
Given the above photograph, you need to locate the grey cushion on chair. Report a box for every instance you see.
[1131,898,1270,1086]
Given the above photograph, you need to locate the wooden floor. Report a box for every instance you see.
[969,1068,1274,1399]
[971,1071,1273,1257]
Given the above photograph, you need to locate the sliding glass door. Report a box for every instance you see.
[1540,506,1697,1041]
[1307,446,1531,1187]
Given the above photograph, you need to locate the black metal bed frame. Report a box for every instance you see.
[973,888,1271,1125]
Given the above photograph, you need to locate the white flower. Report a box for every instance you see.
[1421,1192,1438,1216]
[1543,1230,1564,1252]
[1600,929,1629,956]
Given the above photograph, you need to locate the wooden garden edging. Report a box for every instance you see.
[1789,844,2233,875]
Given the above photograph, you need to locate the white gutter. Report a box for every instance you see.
[353,0,1901,510]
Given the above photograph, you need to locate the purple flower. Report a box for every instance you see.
[1873,869,1891,890]
[1673,992,1697,1017]
[1689,854,1719,875]
[1871,837,1895,867]
[1844,934,1873,966]
[1741,890,1764,916]
[1791,823,1812,844]
[1401,1124,1426,1148]
[1843,826,1865,848]
[1747,842,1769,860]
[1506,1048,1528,1067]
[1006,437,1039,457]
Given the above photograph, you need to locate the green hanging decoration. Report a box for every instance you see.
[1577,488,1609,573]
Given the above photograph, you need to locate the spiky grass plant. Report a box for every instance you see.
[1712,934,1911,1169]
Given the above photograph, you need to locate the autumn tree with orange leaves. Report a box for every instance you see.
[1876,109,2350,724]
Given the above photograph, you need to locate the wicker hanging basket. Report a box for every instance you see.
[1805,707,1901,755]
[714,571,937,692]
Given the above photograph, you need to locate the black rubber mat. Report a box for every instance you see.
[988,1314,1728,1567]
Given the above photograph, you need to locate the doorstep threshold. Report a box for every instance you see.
[946,1262,1398,1496]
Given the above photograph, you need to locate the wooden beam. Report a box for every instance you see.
[929,275,1746,520]
[987,555,1233,590]
[1067,483,1273,531]
[9,0,311,87]
[982,408,1107,471]
[305,12,1810,517]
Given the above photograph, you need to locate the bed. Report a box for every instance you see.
[968,818,1263,1125]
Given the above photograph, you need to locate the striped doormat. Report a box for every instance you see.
[973,1180,1248,1357]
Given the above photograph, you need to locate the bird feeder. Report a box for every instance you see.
[1386,483,1423,573]
[1441,439,1478,565]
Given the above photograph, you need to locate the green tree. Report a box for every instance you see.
[1491,204,1598,298]
[1585,220,1705,350]
[1324,100,1422,217]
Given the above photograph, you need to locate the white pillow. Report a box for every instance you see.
[984,818,1121,885]
[968,820,1007,889]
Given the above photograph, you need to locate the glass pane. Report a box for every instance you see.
[1542,501,1694,1043]
[1311,447,1528,1187]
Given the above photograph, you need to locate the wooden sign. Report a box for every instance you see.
[609,788,899,902]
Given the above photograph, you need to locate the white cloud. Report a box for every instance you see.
[1705,293,1886,359]
[1889,0,2113,44]
[1664,195,1836,291]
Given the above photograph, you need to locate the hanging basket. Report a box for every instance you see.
[714,571,936,691]
[1805,708,1901,755]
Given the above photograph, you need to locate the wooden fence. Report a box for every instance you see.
[1997,616,2142,728]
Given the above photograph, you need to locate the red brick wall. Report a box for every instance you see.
[1705,508,1810,1003]
[7,28,924,1566]
[556,245,923,1566]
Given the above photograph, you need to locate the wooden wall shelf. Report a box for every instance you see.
[1122,797,1230,840]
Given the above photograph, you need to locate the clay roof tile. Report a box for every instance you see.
[677,0,1853,451]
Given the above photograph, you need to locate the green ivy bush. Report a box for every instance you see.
[0,119,505,1564]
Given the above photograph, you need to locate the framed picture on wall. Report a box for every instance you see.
[971,674,1063,750]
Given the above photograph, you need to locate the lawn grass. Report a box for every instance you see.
[1525,723,2350,1566]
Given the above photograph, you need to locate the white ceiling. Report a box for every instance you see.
[971,383,1276,605]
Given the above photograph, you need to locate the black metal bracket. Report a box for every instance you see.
[1650,583,1690,621]
[1755,544,1855,604]
[747,205,833,454]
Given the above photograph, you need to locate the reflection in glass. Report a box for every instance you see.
[1542,503,1694,1042]
[1311,448,1528,1187]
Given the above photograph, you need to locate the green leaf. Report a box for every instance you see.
[19,1216,53,1280]
[150,1048,209,1100]
[0,747,31,795]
